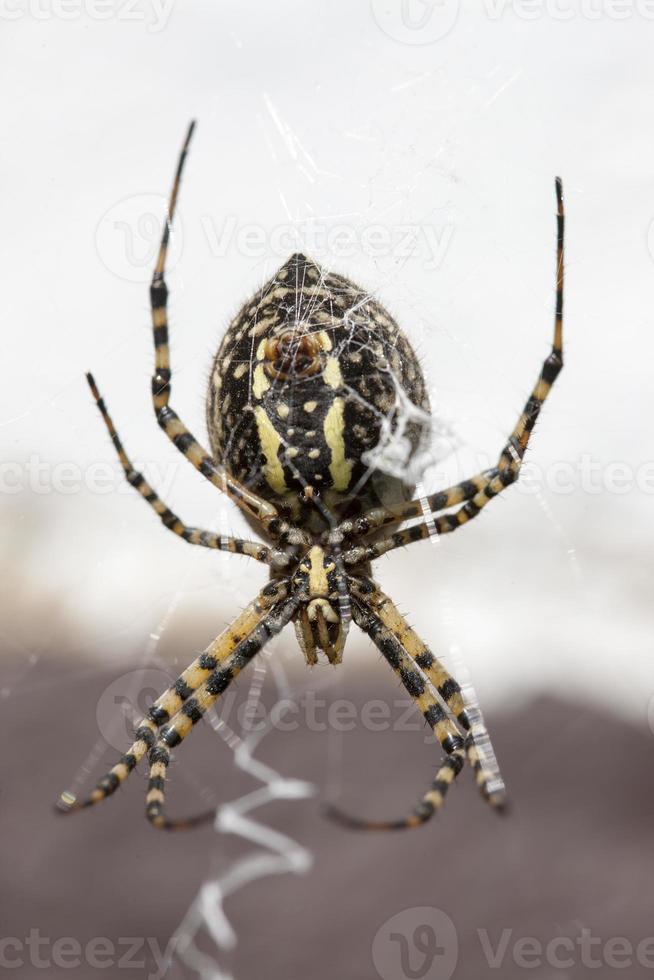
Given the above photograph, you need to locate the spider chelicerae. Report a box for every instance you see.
[59,122,564,831]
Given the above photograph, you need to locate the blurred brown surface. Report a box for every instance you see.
[2,659,654,980]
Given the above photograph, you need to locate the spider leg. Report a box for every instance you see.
[145,596,299,830]
[334,177,564,546]
[342,486,518,561]
[57,582,290,815]
[353,581,506,809]
[353,581,470,724]
[85,373,286,567]
[326,596,468,832]
[148,122,305,546]
[464,720,506,811]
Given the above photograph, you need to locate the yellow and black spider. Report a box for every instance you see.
[58,123,564,831]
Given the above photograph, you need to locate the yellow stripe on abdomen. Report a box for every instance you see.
[324,397,352,491]
[254,406,287,494]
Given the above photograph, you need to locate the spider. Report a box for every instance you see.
[58,122,564,831]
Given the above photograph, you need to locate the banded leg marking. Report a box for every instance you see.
[498,176,564,472]
[356,585,506,812]
[335,177,564,545]
[457,683,507,809]
[332,471,493,544]
[352,582,469,726]
[326,600,466,831]
[327,751,464,831]
[85,373,279,566]
[345,469,515,561]
[464,724,506,810]
[146,597,299,829]
[145,581,290,731]
[57,719,159,813]
[57,582,290,815]
[148,122,300,539]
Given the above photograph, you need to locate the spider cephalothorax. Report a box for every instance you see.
[291,544,345,665]
[59,122,565,832]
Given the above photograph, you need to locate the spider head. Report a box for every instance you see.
[292,545,345,665]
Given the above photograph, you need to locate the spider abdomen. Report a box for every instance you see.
[207,253,429,523]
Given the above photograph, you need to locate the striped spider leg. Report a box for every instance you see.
[148,121,307,549]
[326,578,503,831]
[84,372,289,569]
[334,176,565,557]
[144,594,299,829]
[58,582,293,825]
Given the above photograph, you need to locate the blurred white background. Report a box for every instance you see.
[2,0,653,722]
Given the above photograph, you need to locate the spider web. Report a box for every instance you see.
[166,89,581,977]
[179,111,569,980]
[15,90,578,980]
[140,119,512,980]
